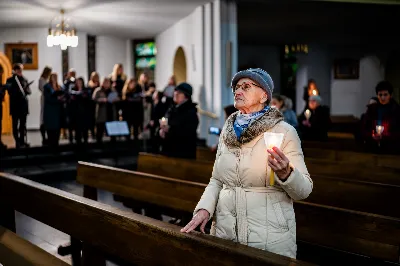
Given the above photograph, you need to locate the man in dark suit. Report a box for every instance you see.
[5,63,31,148]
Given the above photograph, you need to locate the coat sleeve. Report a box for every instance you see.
[275,127,313,201]
[193,142,224,219]
[43,85,59,105]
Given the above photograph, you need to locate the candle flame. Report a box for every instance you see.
[312,90,317,95]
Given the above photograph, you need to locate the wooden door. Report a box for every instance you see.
[0,52,12,134]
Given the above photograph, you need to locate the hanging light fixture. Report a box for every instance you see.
[47,9,78,50]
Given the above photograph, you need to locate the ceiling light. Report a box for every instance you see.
[47,9,78,50]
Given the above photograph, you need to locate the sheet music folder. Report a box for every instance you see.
[105,121,130,136]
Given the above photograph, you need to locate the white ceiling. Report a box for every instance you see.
[0,0,211,38]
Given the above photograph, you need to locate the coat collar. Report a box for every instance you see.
[221,107,284,149]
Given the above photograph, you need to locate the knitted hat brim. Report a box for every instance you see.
[231,70,272,104]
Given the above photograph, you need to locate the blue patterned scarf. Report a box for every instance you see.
[233,106,270,139]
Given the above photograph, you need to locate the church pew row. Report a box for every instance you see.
[0,225,69,266]
[196,147,400,170]
[136,153,400,218]
[0,172,311,266]
[194,149,400,185]
[76,162,400,264]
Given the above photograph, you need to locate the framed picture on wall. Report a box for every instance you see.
[334,59,359,79]
[5,43,38,70]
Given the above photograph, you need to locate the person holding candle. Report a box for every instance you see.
[159,82,199,159]
[180,68,313,259]
[302,79,319,112]
[362,81,400,153]
[298,95,330,141]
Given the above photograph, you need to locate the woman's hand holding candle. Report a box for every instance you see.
[267,147,291,181]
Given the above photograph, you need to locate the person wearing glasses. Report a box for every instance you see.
[180,68,313,259]
[362,81,400,153]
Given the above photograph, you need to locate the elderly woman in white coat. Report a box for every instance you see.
[181,68,313,259]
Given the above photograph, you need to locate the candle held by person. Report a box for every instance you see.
[376,125,384,136]
[160,117,168,126]
[264,132,284,186]
[304,109,311,120]
[375,125,385,147]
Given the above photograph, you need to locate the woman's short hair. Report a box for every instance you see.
[375,81,393,95]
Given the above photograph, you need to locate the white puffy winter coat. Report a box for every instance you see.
[194,108,313,259]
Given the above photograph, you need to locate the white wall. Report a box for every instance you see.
[331,55,384,117]
[96,36,130,80]
[0,28,132,129]
[68,31,88,82]
[155,6,204,103]
[0,28,62,129]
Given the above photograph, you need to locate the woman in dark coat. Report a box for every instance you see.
[122,78,143,141]
[147,91,168,153]
[298,95,330,141]
[69,77,92,145]
[160,83,199,159]
[43,73,65,149]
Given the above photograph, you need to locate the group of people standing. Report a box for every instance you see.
[35,63,199,156]
[0,61,200,157]
[270,79,330,142]
[36,63,162,150]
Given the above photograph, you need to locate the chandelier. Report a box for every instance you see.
[47,9,78,50]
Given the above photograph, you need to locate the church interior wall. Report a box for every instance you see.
[0,28,131,129]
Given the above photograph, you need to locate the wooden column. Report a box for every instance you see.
[87,35,96,79]
[62,49,69,80]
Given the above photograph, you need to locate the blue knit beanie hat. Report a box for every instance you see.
[231,68,274,104]
[309,95,322,104]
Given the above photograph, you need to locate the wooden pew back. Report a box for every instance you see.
[0,225,69,266]
[195,148,400,185]
[77,162,400,263]
[0,172,310,266]
[138,152,213,183]
[139,153,400,218]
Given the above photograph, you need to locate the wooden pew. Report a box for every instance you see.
[137,153,400,218]
[0,172,311,266]
[76,162,400,264]
[197,146,400,170]
[138,152,213,184]
[0,225,69,266]
[195,148,400,185]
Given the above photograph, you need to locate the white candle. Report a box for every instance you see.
[264,133,284,186]
[304,109,311,120]
[160,117,168,126]
[376,125,384,136]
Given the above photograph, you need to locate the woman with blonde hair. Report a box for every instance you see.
[122,78,143,141]
[88,71,100,89]
[38,66,52,145]
[87,71,100,139]
[110,64,126,97]
[110,64,126,119]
